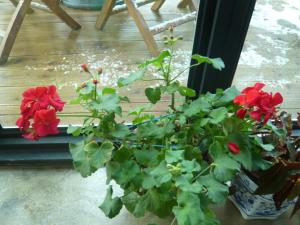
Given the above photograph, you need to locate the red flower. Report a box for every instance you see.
[32,109,60,137]
[81,64,90,73]
[233,83,283,124]
[47,85,65,111]
[227,142,240,154]
[16,86,64,140]
[236,109,247,119]
[20,86,49,118]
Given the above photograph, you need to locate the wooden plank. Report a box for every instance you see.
[0,0,32,65]
[124,0,159,56]
[151,0,166,12]
[111,0,155,15]
[9,0,34,13]
[178,0,197,11]
[95,0,116,30]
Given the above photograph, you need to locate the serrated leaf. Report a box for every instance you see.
[69,141,93,177]
[139,50,171,68]
[102,87,116,95]
[175,174,203,193]
[145,87,161,104]
[99,186,123,218]
[214,86,240,107]
[85,141,114,170]
[178,86,196,97]
[209,107,227,124]
[111,124,131,138]
[181,159,201,173]
[98,94,120,113]
[254,136,274,151]
[192,55,225,71]
[122,192,139,213]
[183,97,211,117]
[67,125,81,136]
[134,150,159,167]
[113,146,133,162]
[118,70,145,87]
[197,174,229,203]
[149,161,172,187]
[165,150,184,163]
[172,192,204,225]
[209,141,240,181]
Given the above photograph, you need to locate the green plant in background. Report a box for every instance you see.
[16,33,299,224]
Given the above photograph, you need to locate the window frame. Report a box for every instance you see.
[0,0,258,165]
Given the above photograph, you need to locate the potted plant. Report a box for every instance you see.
[15,36,299,225]
[230,110,300,219]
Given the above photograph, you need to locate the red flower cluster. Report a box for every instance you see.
[16,85,65,140]
[234,83,283,124]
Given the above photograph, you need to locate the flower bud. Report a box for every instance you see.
[81,64,89,73]
[93,79,99,85]
[97,67,103,75]
[80,83,87,88]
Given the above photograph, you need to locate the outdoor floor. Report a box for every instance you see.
[0,0,300,224]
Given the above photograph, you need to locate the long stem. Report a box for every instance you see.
[170,63,201,83]
[142,78,165,82]
[170,217,176,225]
[193,163,216,182]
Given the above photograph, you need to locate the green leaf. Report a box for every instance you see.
[69,141,93,177]
[85,141,114,170]
[181,159,201,173]
[67,125,81,136]
[122,192,139,213]
[108,160,141,185]
[118,70,145,87]
[79,82,94,95]
[254,136,274,151]
[172,192,204,225]
[183,97,211,117]
[102,87,116,95]
[192,55,225,71]
[128,104,151,116]
[165,150,184,164]
[142,173,156,189]
[99,186,123,218]
[214,86,240,107]
[145,87,161,104]
[111,124,131,138]
[209,141,240,181]
[138,122,174,139]
[209,107,228,124]
[197,175,229,204]
[69,97,81,104]
[134,150,159,167]
[149,161,172,187]
[113,146,133,162]
[178,86,196,97]
[175,174,203,193]
[98,94,120,113]
[139,50,171,68]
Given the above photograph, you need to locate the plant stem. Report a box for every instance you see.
[193,163,216,182]
[57,114,93,118]
[170,63,201,83]
[170,217,176,225]
[142,78,165,82]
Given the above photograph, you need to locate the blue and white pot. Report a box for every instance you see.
[229,171,296,220]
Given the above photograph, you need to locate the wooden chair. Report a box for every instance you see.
[95,0,197,56]
[0,0,81,65]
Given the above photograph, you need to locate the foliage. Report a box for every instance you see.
[16,36,300,224]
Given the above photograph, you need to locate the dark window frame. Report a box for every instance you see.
[0,0,260,165]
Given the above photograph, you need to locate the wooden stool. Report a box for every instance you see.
[0,0,81,65]
[95,0,197,56]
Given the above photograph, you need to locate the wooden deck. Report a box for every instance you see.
[0,0,299,127]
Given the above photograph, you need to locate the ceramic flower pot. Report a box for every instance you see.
[62,0,123,10]
[229,171,295,220]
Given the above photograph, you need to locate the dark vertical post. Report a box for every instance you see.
[187,0,256,94]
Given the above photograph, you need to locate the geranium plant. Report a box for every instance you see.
[16,38,299,224]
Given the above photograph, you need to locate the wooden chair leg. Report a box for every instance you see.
[95,0,116,30]
[0,0,32,64]
[9,0,34,13]
[124,0,159,56]
[41,0,81,30]
[151,0,166,12]
[178,0,197,11]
